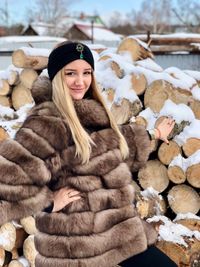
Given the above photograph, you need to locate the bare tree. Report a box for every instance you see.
[0,0,9,25]
[32,0,78,24]
[130,0,173,33]
[172,0,200,32]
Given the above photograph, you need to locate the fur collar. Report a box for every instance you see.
[31,76,110,128]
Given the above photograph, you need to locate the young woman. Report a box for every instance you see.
[0,42,176,267]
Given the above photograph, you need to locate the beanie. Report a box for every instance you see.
[48,42,95,81]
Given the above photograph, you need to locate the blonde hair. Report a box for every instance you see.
[52,70,129,164]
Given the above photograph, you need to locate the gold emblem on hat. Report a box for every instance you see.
[76,44,84,59]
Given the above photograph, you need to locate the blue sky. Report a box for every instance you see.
[0,0,144,25]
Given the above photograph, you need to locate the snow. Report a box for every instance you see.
[19,47,50,57]
[174,119,200,145]
[147,215,200,247]
[169,150,200,170]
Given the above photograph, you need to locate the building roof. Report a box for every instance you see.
[74,22,121,41]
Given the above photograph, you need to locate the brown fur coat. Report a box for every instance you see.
[0,77,157,267]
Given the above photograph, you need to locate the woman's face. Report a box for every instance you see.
[63,59,92,100]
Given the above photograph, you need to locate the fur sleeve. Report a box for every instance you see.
[120,123,151,172]
[0,135,54,225]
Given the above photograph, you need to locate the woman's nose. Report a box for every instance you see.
[75,75,84,85]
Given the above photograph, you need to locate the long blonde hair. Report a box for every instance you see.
[52,70,129,164]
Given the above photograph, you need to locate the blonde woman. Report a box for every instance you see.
[0,42,176,267]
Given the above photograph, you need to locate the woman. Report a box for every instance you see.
[0,42,176,267]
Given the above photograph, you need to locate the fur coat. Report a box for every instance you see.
[0,77,157,267]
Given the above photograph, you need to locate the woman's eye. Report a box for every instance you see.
[84,71,92,75]
[65,72,75,76]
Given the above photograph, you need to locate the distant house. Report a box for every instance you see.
[65,22,122,46]
[0,27,6,37]
[21,22,63,36]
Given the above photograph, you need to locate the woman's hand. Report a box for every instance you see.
[52,187,81,212]
[155,117,175,144]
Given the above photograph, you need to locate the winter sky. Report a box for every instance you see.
[1,0,146,25]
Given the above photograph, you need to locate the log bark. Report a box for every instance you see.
[158,141,181,165]
[186,164,200,188]
[14,228,28,249]
[117,37,154,61]
[12,49,48,70]
[138,160,169,193]
[11,83,33,110]
[182,138,200,157]
[168,185,200,214]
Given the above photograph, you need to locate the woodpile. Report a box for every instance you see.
[132,33,200,53]
[0,217,37,267]
[0,37,199,267]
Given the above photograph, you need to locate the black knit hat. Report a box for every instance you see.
[48,42,95,81]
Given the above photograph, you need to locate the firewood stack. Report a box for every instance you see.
[0,37,199,267]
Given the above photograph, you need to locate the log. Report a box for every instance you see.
[20,216,38,235]
[12,49,48,70]
[156,238,200,267]
[167,166,186,184]
[0,80,11,96]
[158,141,181,165]
[0,222,16,251]
[182,138,200,157]
[7,70,19,86]
[131,73,147,95]
[136,191,166,219]
[138,160,169,193]
[144,80,192,113]
[11,83,33,110]
[135,35,200,45]
[117,37,154,61]
[189,99,200,120]
[23,235,37,267]
[175,218,200,232]
[15,228,28,249]
[8,260,23,267]
[151,44,199,53]
[110,61,124,79]
[0,95,12,108]
[98,55,111,61]
[168,185,200,214]
[0,127,10,142]
[111,98,142,125]
[155,116,190,139]
[10,248,19,260]
[20,69,38,89]
[0,247,5,267]
[186,164,200,188]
